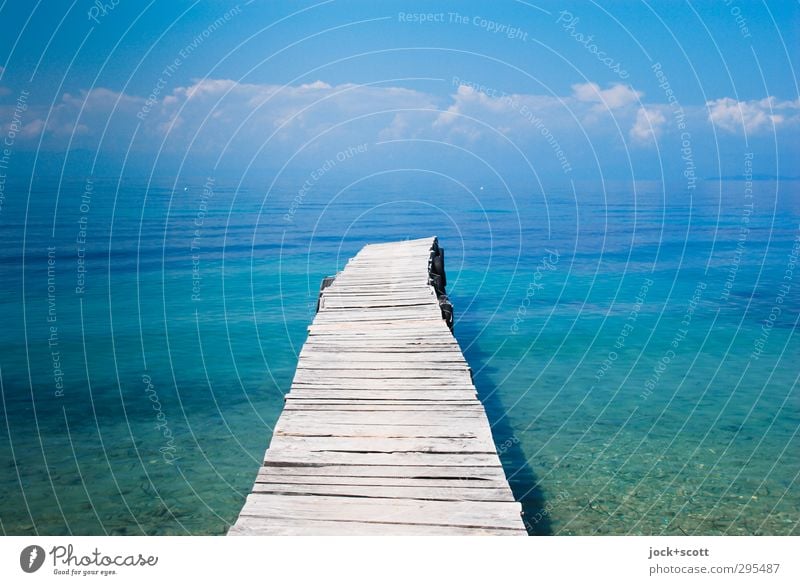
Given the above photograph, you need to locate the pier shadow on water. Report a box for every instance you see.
[456,320,551,536]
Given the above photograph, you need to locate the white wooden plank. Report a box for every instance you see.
[276,411,489,425]
[268,435,497,454]
[263,450,503,467]
[274,422,492,440]
[255,470,509,486]
[251,482,516,502]
[256,464,509,481]
[228,516,524,535]
[234,493,523,530]
[293,367,471,379]
[282,400,484,410]
[288,390,477,398]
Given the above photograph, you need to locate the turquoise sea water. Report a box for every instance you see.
[0,175,797,535]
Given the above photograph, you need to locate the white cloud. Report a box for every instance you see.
[0,87,145,145]
[429,84,573,146]
[180,78,238,101]
[299,80,332,90]
[572,82,642,109]
[20,118,44,138]
[630,106,666,144]
[155,79,438,153]
[706,96,800,133]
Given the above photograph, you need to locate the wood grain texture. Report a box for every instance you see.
[229,237,526,535]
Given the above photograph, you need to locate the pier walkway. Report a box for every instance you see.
[229,237,526,535]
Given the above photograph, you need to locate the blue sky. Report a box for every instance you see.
[0,0,798,180]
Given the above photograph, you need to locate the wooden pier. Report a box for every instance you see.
[229,237,526,535]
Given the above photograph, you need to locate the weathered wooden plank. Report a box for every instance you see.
[234,494,523,530]
[282,400,484,410]
[301,346,463,353]
[283,399,483,410]
[274,421,491,439]
[251,482,516,502]
[299,351,465,359]
[255,468,509,485]
[295,358,467,367]
[291,375,473,382]
[256,464,509,481]
[276,411,490,426]
[286,391,477,402]
[267,435,497,454]
[314,305,440,315]
[263,450,503,467]
[304,333,458,340]
[308,319,445,331]
[293,368,471,379]
[289,381,476,389]
[228,516,524,536]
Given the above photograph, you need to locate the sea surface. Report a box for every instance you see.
[0,175,797,535]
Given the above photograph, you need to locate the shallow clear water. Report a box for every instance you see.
[0,175,797,535]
